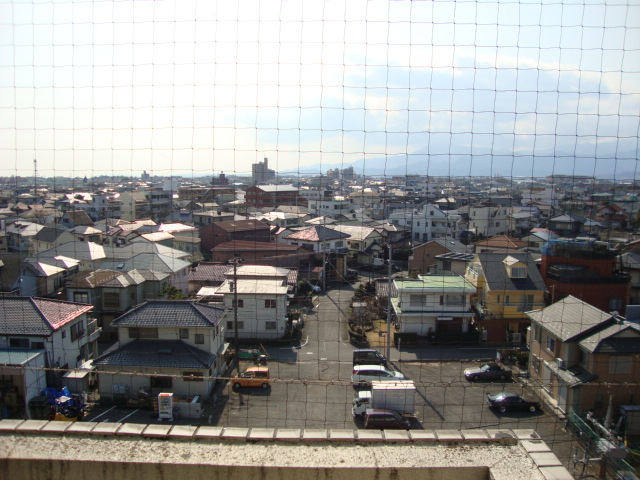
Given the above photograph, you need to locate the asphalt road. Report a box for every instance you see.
[83,282,582,472]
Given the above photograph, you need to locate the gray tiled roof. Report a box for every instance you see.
[578,322,640,354]
[94,340,215,369]
[0,297,93,336]
[112,300,225,328]
[526,295,615,342]
[476,252,546,292]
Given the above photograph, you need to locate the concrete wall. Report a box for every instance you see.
[0,421,574,480]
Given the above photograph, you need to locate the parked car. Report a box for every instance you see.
[352,365,406,387]
[232,367,270,390]
[353,348,387,367]
[464,362,512,382]
[486,392,540,413]
[363,408,411,429]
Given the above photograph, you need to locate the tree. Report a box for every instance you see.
[161,284,186,300]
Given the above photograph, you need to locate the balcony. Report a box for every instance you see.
[87,319,102,343]
[471,299,494,319]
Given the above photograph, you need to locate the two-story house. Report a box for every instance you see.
[330,225,384,267]
[409,239,468,275]
[94,300,226,401]
[465,252,547,345]
[526,296,640,417]
[391,275,476,338]
[388,204,462,243]
[216,265,290,340]
[0,297,99,388]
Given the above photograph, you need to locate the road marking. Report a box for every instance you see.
[306,352,314,355]
[119,409,140,423]
[320,358,327,361]
[89,405,116,422]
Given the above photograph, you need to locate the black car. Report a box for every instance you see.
[352,348,387,367]
[486,392,541,413]
[363,408,411,429]
[464,363,512,382]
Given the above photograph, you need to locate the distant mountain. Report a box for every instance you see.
[286,148,639,179]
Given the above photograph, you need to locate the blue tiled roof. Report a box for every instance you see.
[111,300,225,328]
[94,340,216,369]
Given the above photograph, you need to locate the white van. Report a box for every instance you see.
[351,365,406,387]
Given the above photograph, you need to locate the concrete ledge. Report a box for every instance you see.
[538,466,574,480]
[168,425,197,438]
[0,420,24,431]
[40,422,72,433]
[117,423,147,436]
[328,429,355,441]
[143,424,173,438]
[194,426,223,439]
[529,452,563,467]
[408,430,437,442]
[301,429,328,441]
[512,429,541,440]
[14,420,48,432]
[521,439,552,453]
[91,422,122,435]
[435,430,463,441]
[221,427,250,440]
[356,430,384,442]
[275,428,301,441]
[383,430,411,442]
[486,429,518,443]
[65,422,97,434]
[248,428,275,441]
[461,429,489,441]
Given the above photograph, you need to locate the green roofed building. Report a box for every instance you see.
[391,275,476,337]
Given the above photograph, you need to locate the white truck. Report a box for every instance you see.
[352,380,416,418]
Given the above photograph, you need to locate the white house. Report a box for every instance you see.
[391,275,476,337]
[0,297,99,389]
[468,204,509,237]
[216,265,290,340]
[388,204,462,243]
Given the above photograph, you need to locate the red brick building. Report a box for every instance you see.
[541,239,630,313]
[201,219,271,252]
[245,185,300,209]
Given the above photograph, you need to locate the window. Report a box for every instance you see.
[416,221,420,226]
[232,299,244,308]
[31,341,45,349]
[227,321,244,330]
[129,327,158,339]
[335,241,344,248]
[183,372,204,382]
[195,334,204,344]
[70,323,85,341]
[266,321,277,330]
[265,299,277,308]
[519,294,534,312]
[61,330,66,339]
[179,328,189,339]
[430,210,434,216]
[73,292,89,303]
[9,338,30,348]
[546,336,556,353]
[150,376,172,389]
[409,294,424,307]
[445,295,465,306]
[609,298,624,311]
[510,266,526,278]
[103,292,120,309]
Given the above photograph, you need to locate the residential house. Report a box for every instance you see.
[201,219,271,252]
[0,297,99,388]
[17,256,80,297]
[409,238,468,275]
[188,263,230,295]
[547,213,588,238]
[255,212,309,229]
[473,235,528,253]
[620,252,640,304]
[306,196,353,218]
[431,252,475,276]
[59,210,94,229]
[541,238,631,313]
[211,240,311,266]
[66,268,170,342]
[527,296,640,417]
[390,275,476,338]
[99,253,191,294]
[467,203,509,238]
[6,222,45,253]
[465,252,547,344]
[30,226,76,254]
[0,349,47,419]
[36,241,106,271]
[330,225,384,267]
[192,210,236,227]
[521,230,559,253]
[215,265,290,340]
[281,225,350,253]
[94,300,226,401]
[70,226,104,244]
[388,204,462,243]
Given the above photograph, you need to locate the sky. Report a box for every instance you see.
[1,0,639,179]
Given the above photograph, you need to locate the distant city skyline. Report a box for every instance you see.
[1,0,638,178]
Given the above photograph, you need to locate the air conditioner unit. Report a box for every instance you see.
[557,358,566,370]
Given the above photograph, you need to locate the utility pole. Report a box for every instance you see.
[386,243,392,360]
[232,258,240,372]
